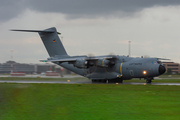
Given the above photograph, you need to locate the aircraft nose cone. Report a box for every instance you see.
[159,65,166,75]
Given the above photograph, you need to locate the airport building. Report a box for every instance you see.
[162,62,180,74]
[0,61,71,74]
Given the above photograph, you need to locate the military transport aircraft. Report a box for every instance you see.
[11,27,166,83]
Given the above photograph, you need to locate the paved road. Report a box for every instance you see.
[1,80,180,86]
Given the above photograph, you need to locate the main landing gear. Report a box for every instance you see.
[92,78,123,84]
[92,80,107,83]
[108,78,123,83]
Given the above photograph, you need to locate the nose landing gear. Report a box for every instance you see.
[146,77,153,83]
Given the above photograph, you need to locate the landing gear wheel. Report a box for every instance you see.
[108,80,114,83]
[116,79,123,83]
[92,80,97,83]
[108,79,123,83]
[92,80,107,83]
[102,80,107,83]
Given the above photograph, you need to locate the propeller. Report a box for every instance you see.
[86,53,96,68]
[104,53,118,73]
[107,53,117,66]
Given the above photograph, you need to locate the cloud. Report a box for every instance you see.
[117,40,129,44]
[1,0,180,22]
[0,0,26,23]
[159,43,171,49]
[1,4,180,63]
[25,0,180,15]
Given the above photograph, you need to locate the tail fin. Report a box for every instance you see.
[11,27,68,57]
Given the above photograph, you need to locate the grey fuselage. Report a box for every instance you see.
[58,55,164,80]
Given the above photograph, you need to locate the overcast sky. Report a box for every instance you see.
[1,0,180,63]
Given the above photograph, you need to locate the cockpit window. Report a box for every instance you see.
[157,61,162,64]
[152,61,162,64]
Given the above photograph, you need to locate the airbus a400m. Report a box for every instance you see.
[11,27,166,83]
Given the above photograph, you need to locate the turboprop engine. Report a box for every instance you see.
[96,59,109,67]
[73,59,86,68]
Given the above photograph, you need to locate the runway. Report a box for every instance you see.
[1,80,180,86]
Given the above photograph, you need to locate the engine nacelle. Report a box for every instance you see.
[74,59,86,68]
[96,59,109,67]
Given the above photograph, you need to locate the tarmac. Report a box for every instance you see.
[1,79,180,86]
[0,75,180,85]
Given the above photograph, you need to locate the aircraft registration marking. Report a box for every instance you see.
[129,63,142,65]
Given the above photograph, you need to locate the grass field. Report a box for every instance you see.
[0,83,180,120]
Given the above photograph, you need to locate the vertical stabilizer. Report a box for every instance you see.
[11,27,68,57]
[38,27,68,57]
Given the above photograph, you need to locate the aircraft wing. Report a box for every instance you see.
[40,56,113,63]
[40,56,116,68]
[157,58,170,60]
[40,58,77,62]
